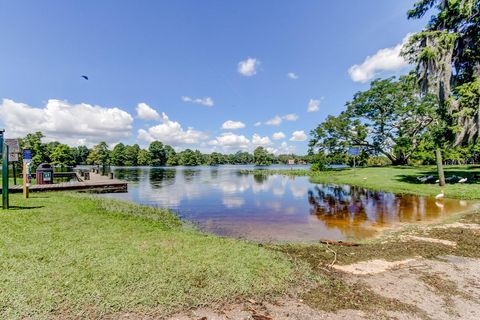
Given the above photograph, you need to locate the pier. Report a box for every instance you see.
[1,172,128,193]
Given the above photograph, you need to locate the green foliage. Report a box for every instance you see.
[124,144,140,166]
[178,149,203,166]
[50,144,75,167]
[86,142,110,165]
[366,156,392,167]
[310,75,436,165]
[253,146,274,166]
[16,132,308,168]
[310,162,326,172]
[20,132,48,169]
[149,141,167,166]
[136,149,151,166]
[406,0,480,145]
[111,143,126,166]
[72,145,89,164]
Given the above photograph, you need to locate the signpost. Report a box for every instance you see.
[1,129,9,209]
[6,139,20,185]
[348,147,360,173]
[23,148,32,198]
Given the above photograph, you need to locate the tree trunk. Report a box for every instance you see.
[435,148,446,186]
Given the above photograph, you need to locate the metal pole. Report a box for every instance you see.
[2,144,9,209]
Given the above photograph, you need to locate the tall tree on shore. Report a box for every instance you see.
[50,144,75,167]
[124,144,140,166]
[253,147,274,166]
[87,142,111,166]
[403,0,480,185]
[149,141,167,166]
[310,75,436,165]
[111,143,126,166]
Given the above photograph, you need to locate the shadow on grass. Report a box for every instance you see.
[7,205,45,210]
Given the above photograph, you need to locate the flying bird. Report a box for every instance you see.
[81,75,89,80]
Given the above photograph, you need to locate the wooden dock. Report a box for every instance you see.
[1,172,128,193]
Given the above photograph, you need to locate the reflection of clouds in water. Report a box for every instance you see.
[290,183,308,198]
[136,169,211,207]
[223,197,245,208]
[272,186,286,196]
[252,176,274,193]
[216,178,251,194]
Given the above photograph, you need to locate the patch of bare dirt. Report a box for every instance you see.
[160,255,480,320]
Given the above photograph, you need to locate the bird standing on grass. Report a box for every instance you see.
[435,190,445,200]
[458,177,467,183]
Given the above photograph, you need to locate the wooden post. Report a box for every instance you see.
[23,161,29,198]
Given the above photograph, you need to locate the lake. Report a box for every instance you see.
[100,165,475,242]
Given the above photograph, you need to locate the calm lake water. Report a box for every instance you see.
[100,165,475,242]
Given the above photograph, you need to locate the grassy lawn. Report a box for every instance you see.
[0,193,306,319]
[245,165,480,200]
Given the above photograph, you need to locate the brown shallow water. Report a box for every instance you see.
[101,166,477,242]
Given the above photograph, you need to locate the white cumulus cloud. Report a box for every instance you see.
[264,114,298,126]
[136,102,160,120]
[252,133,272,146]
[290,130,308,142]
[238,57,260,76]
[181,96,214,107]
[137,112,208,146]
[272,132,286,140]
[287,72,299,80]
[0,98,133,145]
[208,132,250,149]
[254,121,262,127]
[221,120,245,130]
[283,113,299,121]
[307,99,321,112]
[348,34,411,83]
[267,142,296,155]
[265,115,283,126]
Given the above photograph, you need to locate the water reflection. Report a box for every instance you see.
[100,166,476,242]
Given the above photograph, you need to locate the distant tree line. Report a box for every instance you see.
[17,132,310,169]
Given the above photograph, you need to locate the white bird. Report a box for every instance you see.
[435,190,445,200]
[435,179,439,183]
[458,177,467,183]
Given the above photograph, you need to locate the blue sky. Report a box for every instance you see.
[0,0,428,154]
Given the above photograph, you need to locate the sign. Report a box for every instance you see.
[5,139,20,162]
[23,149,32,160]
[43,171,52,182]
[8,153,18,162]
[5,139,20,153]
[348,147,360,156]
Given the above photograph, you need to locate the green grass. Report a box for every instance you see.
[0,193,307,319]
[243,165,480,200]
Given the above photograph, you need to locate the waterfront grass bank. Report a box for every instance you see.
[0,193,306,318]
[243,165,480,200]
